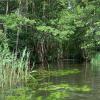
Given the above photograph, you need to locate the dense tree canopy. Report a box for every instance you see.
[0,0,100,63]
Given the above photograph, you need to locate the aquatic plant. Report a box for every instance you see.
[38,83,91,93]
[4,87,31,100]
[91,53,100,66]
[3,83,91,100]
[32,69,80,81]
[0,45,30,88]
[30,82,91,100]
[45,84,91,100]
[46,91,69,100]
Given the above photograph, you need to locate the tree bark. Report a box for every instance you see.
[6,0,9,15]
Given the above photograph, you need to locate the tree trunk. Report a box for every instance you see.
[19,0,28,16]
[6,0,9,15]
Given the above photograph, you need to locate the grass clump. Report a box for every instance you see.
[0,44,30,88]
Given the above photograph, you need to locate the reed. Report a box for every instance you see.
[0,44,30,88]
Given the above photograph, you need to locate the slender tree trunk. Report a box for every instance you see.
[18,0,28,16]
[38,39,44,63]
[41,39,44,63]
[15,26,20,56]
[32,0,35,17]
[39,0,46,65]
[6,0,9,15]
[42,0,46,20]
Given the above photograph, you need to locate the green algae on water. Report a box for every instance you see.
[33,69,80,80]
[38,83,91,93]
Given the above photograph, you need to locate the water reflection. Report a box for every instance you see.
[0,62,100,100]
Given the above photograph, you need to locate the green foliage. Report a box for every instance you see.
[91,53,100,66]
[0,0,100,62]
[0,30,7,44]
[0,14,36,30]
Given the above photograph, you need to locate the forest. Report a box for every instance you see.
[0,0,100,100]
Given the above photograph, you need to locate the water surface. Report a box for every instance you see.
[0,62,100,100]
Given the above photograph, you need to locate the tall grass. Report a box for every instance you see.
[0,44,30,88]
